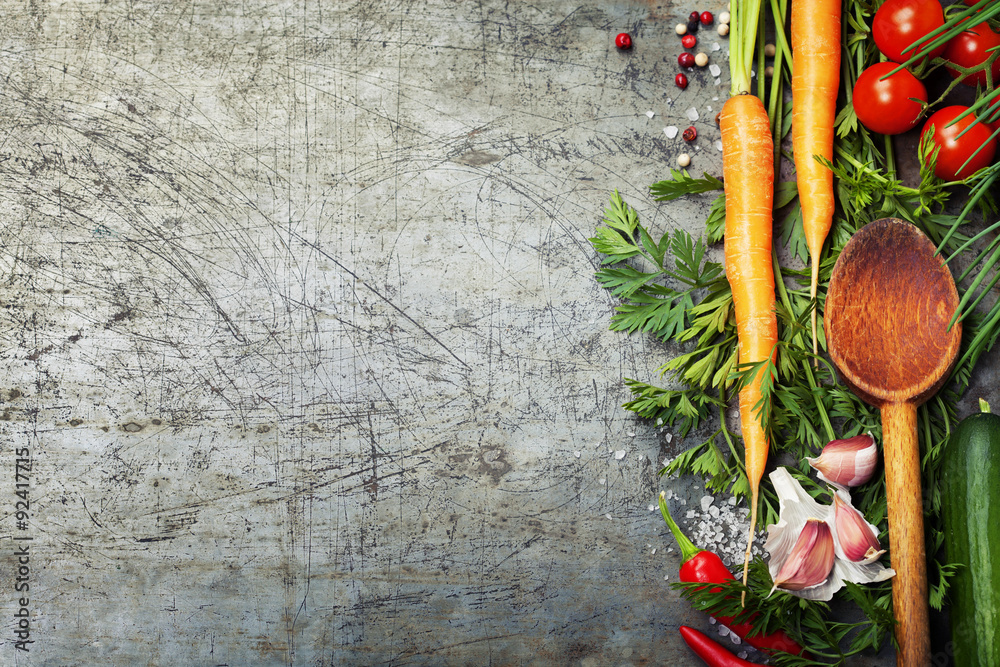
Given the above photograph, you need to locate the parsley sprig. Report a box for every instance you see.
[590,190,724,340]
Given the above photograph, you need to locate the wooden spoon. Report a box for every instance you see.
[824,218,961,667]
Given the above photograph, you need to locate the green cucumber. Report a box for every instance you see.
[941,401,1000,667]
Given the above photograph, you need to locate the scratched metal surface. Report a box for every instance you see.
[0,1,904,666]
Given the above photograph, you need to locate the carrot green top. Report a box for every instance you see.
[729,0,765,96]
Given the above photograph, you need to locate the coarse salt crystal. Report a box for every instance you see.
[646,110,655,119]
[701,495,715,511]
[715,78,722,86]
[665,433,673,443]
[686,510,696,519]
[664,126,679,139]
[605,513,613,520]
[651,548,657,555]
[574,451,581,458]
[648,504,656,512]
[686,107,699,121]
[718,626,730,637]
[715,140,723,152]
[709,617,717,625]
[730,633,741,645]
[599,478,606,485]
[615,450,626,460]
[712,42,721,51]
[709,64,722,77]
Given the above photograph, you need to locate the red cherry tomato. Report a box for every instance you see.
[921,105,997,181]
[872,0,946,63]
[944,21,1000,87]
[852,62,928,135]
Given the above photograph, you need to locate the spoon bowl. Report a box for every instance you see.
[824,218,961,667]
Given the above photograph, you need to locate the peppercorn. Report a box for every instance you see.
[678,52,695,68]
[682,126,697,142]
[615,32,632,50]
[675,73,688,89]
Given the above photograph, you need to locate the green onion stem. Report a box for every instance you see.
[960,233,1000,281]
[940,172,1000,260]
[958,266,1000,321]
[953,299,1000,372]
[947,225,1000,269]
[956,238,1000,302]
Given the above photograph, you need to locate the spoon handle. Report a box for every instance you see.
[881,401,930,666]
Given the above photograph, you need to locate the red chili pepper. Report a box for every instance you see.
[679,626,759,666]
[659,494,805,656]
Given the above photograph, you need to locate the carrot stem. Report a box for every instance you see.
[771,244,836,443]
[730,0,765,95]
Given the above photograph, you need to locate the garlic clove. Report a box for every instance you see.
[832,492,885,564]
[771,518,835,592]
[765,467,895,601]
[807,433,879,488]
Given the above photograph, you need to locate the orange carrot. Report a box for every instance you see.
[792,0,841,355]
[722,94,777,592]
[723,0,778,593]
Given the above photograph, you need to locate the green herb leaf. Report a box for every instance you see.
[649,169,724,201]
